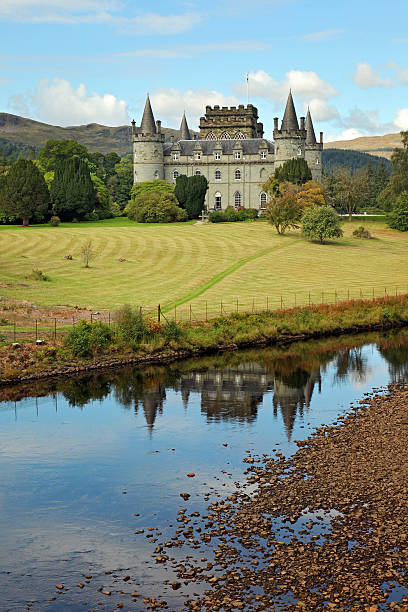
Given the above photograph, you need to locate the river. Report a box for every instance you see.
[1,330,408,611]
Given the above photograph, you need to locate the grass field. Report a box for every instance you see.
[1,217,408,321]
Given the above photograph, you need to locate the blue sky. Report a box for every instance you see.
[0,0,407,141]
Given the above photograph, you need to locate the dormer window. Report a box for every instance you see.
[260,151,267,159]
[235,152,241,160]
[195,152,201,160]
[173,153,178,161]
[214,152,221,160]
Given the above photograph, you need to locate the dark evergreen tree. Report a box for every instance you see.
[50,157,95,221]
[185,175,208,219]
[388,191,408,231]
[174,174,189,209]
[104,152,121,178]
[274,158,312,185]
[2,159,49,226]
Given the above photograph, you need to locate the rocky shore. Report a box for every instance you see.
[143,384,408,611]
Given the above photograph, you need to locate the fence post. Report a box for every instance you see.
[190,304,192,324]
[158,304,161,323]
[205,301,208,322]
[252,298,255,313]
[294,294,296,308]
[266,296,269,311]
[360,288,362,298]
[108,312,111,326]
[308,292,311,307]
[90,312,93,323]
[174,304,177,323]
[321,290,324,304]
[280,296,283,309]
[372,287,374,300]
[35,319,38,341]
[347,289,350,301]
[54,318,57,341]
[334,290,337,305]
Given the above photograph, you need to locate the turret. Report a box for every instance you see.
[179,112,191,140]
[273,91,306,169]
[132,94,165,183]
[304,108,323,180]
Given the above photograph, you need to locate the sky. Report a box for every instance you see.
[0,0,407,141]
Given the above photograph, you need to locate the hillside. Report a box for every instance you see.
[0,113,193,156]
[322,149,391,173]
[325,132,402,160]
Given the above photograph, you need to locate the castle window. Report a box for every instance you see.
[260,151,267,159]
[154,170,159,179]
[260,168,266,179]
[220,131,231,139]
[214,152,221,160]
[233,131,245,139]
[315,158,319,165]
[297,147,302,156]
[195,152,201,160]
[234,169,241,180]
[260,192,267,209]
[234,192,242,208]
[234,151,241,160]
[215,170,221,180]
[195,170,201,176]
[173,153,179,161]
[173,170,179,179]
[215,192,222,210]
[206,132,216,140]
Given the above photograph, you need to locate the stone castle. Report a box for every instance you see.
[131,91,323,211]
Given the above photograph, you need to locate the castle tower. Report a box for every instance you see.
[199,104,263,139]
[273,91,306,169]
[132,94,165,183]
[304,108,323,180]
[179,112,191,140]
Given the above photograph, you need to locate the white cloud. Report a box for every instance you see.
[308,98,339,121]
[325,128,366,142]
[301,28,343,42]
[342,107,394,135]
[396,67,408,85]
[8,78,129,126]
[353,62,393,89]
[394,108,408,130]
[0,1,202,34]
[149,88,240,129]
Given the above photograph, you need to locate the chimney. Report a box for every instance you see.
[320,131,323,144]
[156,120,161,134]
[131,119,136,136]
[273,117,279,130]
[300,117,305,130]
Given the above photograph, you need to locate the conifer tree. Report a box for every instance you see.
[50,157,95,221]
[185,175,208,219]
[2,159,50,226]
[274,158,312,185]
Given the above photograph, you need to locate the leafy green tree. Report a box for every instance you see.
[274,158,312,185]
[50,157,95,221]
[378,131,408,210]
[108,153,134,208]
[264,182,302,234]
[39,139,89,172]
[104,152,121,178]
[324,167,370,220]
[130,179,174,201]
[2,159,50,226]
[91,174,111,219]
[302,206,343,244]
[127,191,187,223]
[388,191,408,231]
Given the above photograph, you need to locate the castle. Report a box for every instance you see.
[131,92,323,211]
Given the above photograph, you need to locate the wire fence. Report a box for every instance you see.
[2,285,408,344]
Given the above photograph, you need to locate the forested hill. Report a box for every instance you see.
[0,113,196,156]
[322,149,392,173]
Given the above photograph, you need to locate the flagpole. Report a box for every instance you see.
[246,73,249,106]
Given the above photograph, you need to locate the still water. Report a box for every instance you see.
[1,330,408,611]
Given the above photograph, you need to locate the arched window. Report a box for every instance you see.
[260,192,267,209]
[154,170,159,179]
[214,192,222,210]
[219,131,231,139]
[233,131,245,139]
[234,192,242,208]
[234,169,241,180]
[173,170,179,179]
[206,132,216,140]
[259,167,266,179]
[315,158,319,165]
[297,146,302,156]
[195,170,201,176]
[215,170,221,180]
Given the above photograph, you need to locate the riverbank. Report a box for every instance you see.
[1,295,408,386]
[146,382,408,610]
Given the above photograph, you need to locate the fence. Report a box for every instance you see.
[2,285,407,344]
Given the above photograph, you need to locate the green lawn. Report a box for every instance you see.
[1,218,408,320]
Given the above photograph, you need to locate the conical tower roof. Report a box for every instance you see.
[140,94,156,134]
[281,91,299,131]
[305,108,317,145]
[179,112,191,140]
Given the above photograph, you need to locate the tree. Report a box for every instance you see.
[80,239,96,268]
[2,159,50,226]
[378,131,408,210]
[324,167,370,221]
[302,206,343,244]
[103,152,121,178]
[274,158,312,185]
[296,181,325,208]
[130,179,174,201]
[174,175,189,209]
[50,157,95,221]
[264,182,302,234]
[91,174,111,219]
[39,139,88,172]
[185,175,208,219]
[388,191,408,231]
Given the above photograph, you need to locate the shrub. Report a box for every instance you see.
[127,192,186,223]
[64,320,112,357]
[388,191,408,231]
[49,215,61,226]
[352,226,372,239]
[28,268,50,281]
[162,320,182,341]
[208,208,258,223]
[208,210,225,223]
[83,211,99,222]
[115,304,149,348]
